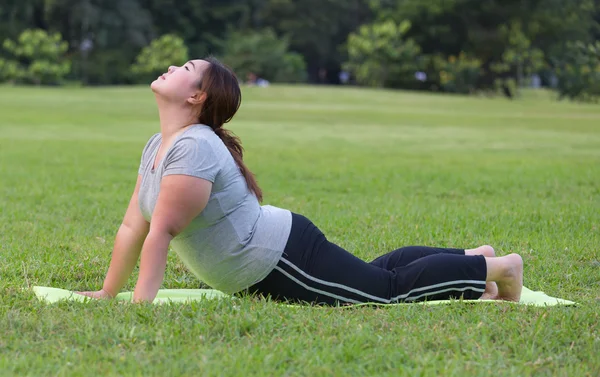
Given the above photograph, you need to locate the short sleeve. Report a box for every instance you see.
[138,133,161,175]
[163,136,219,182]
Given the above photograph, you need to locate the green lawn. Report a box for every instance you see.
[0,84,599,376]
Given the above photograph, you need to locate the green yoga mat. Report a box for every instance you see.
[32,286,576,307]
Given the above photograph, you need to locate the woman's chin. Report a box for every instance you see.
[150,79,161,92]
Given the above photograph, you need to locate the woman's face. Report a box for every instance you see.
[151,59,208,103]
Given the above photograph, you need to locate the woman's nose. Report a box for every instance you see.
[168,65,176,73]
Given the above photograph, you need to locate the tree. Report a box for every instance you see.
[1,0,597,95]
[490,21,545,96]
[431,53,483,94]
[344,20,422,88]
[259,0,373,83]
[43,0,155,84]
[554,41,600,102]
[0,59,19,83]
[219,29,306,83]
[0,0,49,41]
[1,28,71,85]
[131,34,188,83]
[369,0,598,96]
[139,0,254,58]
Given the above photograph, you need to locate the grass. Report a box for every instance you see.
[0,84,599,376]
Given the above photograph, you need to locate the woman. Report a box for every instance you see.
[79,57,523,305]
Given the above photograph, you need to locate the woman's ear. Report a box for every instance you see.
[187,91,207,106]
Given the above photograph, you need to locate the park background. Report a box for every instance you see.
[0,0,599,99]
[0,1,599,376]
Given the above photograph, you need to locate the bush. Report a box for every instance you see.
[430,53,482,94]
[0,29,70,85]
[0,59,19,82]
[220,29,307,84]
[554,41,600,102]
[343,20,422,89]
[130,34,189,84]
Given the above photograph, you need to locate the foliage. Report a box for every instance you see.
[0,28,70,85]
[0,58,19,82]
[490,21,545,96]
[368,0,598,99]
[430,53,482,94]
[78,49,136,86]
[554,41,600,102]
[37,0,155,84]
[219,29,307,83]
[0,0,599,101]
[140,0,253,57]
[131,34,189,83]
[344,20,422,88]
[258,0,372,81]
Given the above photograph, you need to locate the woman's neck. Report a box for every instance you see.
[155,99,196,141]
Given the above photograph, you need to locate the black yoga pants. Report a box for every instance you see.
[247,213,487,305]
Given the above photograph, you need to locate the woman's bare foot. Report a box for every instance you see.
[495,254,524,302]
[465,246,498,299]
[465,245,495,258]
[481,282,499,300]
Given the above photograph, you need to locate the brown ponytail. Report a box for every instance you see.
[213,126,263,202]
[197,57,263,202]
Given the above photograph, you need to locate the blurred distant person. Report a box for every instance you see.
[415,71,427,82]
[338,70,350,85]
[530,74,541,89]
[246,72,269,87]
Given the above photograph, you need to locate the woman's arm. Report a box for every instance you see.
[79,175,149,298]
[132,174,212,303]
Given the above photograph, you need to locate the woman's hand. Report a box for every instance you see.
[76,289,114,300]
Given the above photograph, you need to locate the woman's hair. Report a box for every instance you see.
[196,57,263,202]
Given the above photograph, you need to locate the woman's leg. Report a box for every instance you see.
[370,245,498,299]
[369,246,464,270]
[248,214,496,305]
[370,245,496,270]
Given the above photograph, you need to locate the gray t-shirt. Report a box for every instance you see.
[137,124,292,294]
